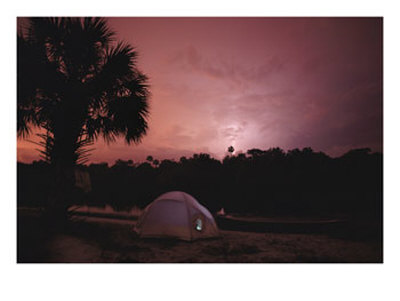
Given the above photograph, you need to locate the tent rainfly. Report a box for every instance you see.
[134,191,219,241]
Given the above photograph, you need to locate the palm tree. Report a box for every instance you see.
[17,18,150,216]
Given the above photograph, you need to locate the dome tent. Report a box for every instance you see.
[134,191,219,241]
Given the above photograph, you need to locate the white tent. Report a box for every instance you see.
[134,191,219,241]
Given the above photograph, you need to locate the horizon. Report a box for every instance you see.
[17,17,383,165]
[17,145,382,166]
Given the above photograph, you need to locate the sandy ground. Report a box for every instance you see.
[37,216,381,263]
[17,209,382,263]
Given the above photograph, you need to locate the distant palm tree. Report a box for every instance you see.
[17,18,150,215]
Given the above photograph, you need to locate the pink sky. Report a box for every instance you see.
[17,17,383,164]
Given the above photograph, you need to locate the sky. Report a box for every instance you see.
[17,17,383,164]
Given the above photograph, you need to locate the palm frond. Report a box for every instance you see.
[100,71,150,144]
[26,132,54,163]
[83,17,115,47]
[17,107,38,138]
[97,42,137,89]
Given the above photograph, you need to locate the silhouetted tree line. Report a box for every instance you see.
[17,147,382,219]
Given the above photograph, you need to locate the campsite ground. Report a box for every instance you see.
[17,209,382,263]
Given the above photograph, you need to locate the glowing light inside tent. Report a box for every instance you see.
[195,218,203,231]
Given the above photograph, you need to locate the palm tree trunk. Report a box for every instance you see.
[45,96,88,225]
[45,132,78,225]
